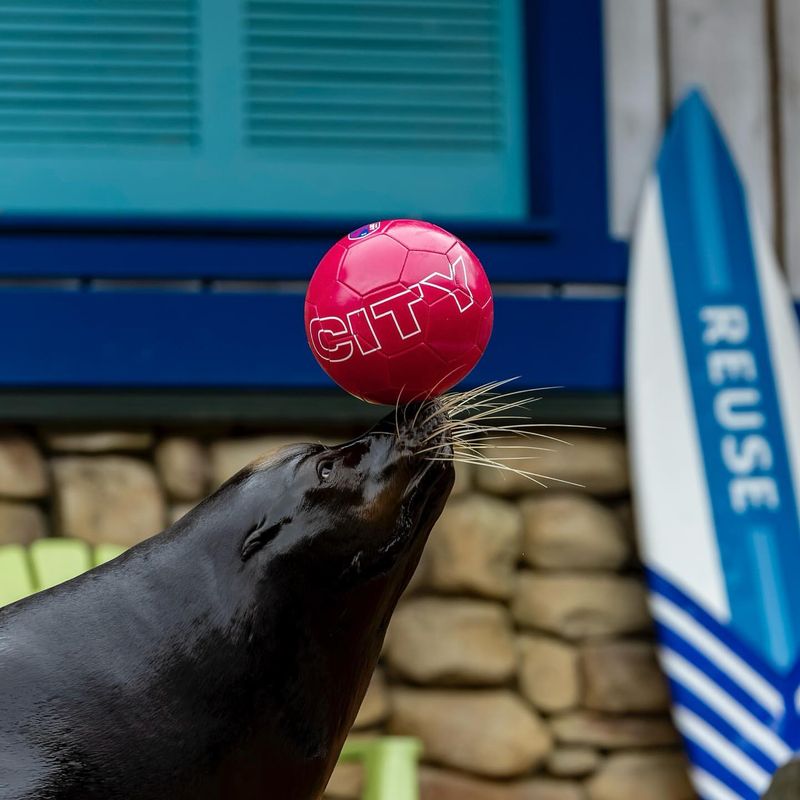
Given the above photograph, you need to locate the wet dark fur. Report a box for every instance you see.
[0,407,453,800]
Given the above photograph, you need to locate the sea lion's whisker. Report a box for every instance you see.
[443,390,567,431]
[439,392,514,419]
[455,390,561,419]
[452,436,539,454]
[451,416,558,434]
[459,421,597,435]
[418,392,491,425]
[427,454,585,489]
[394,384,406,440]
[475,428,573,445]
[452,400,541,420]
[419,391,471,423]
[415,442,555,457]
[442,386,501,412]
[502,422,601,430]
[460,393,544,412]
[436,435,538,463]
[445,420,565,439]
[418,423,502,445]
[460,454,546,461]
[457,443,555,452]
[445,387,568,424]
[448,433,528,443]
[453,443,548,467]
[455,377,519,399]
[457,403,542,424]
[450,386,553,412]
[425,456,551,489]
[419,421,480,443]
[437,378,520,415]
[461,414,537,425]
[449,426,572,446]
[444,383,557,418]
[456,404,538,425]
[413,381,593,493]
[415,396,480,428]
[409,366,464,430]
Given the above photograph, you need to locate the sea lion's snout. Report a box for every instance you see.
[326,398,453,507]
[283,399,454,585]
[371,398,455,527]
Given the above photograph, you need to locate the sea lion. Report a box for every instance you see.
[0,402,453,800]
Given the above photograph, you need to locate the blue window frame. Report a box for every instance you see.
[0,1,625,283]
[0,1,629,395]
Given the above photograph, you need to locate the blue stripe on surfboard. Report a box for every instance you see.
[650,568,800,761]
[668,680,779,773]
[654,625,777,725]
[648,570,783,686]
[657,89,800,671]
[681,737,762,800]
[660,646,793,765]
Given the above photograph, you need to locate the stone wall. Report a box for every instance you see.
[0,427,696,799]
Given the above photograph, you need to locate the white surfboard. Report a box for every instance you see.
[628,90,800,799]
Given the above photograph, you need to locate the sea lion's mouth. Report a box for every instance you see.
[335,400,454,585]
[362,458,451,580]
[398,403,454,537]
[393,398,453,501]
[402,457,453,524]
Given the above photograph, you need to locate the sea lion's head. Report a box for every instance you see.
[226,399,453,591]
[187,399,454,619]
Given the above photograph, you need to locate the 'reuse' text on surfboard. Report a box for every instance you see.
[700,306,781,515]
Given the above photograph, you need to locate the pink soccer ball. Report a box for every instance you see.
[304,219,493,405]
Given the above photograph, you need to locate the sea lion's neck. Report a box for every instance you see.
[114,499,425,795]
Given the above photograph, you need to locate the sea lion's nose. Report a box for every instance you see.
[394,401,450,450]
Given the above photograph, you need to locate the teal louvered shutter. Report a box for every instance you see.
[0,0,527,220]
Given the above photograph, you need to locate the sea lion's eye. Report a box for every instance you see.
[317,461,334,481]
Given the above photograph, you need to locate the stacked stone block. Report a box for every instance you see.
[0,428,696,799]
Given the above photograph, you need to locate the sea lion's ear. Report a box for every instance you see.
[241,517,290,561]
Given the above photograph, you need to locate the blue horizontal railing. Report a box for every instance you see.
[5,283,799,396]
[0,288,625,393]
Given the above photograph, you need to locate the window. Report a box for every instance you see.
[0,0,528,220]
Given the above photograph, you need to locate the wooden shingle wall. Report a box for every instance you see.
[604,0,800,294]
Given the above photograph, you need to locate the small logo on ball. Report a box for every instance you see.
[348,221,381,241]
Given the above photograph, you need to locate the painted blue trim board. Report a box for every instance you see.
[0,290,625,392]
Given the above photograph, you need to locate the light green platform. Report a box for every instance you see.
[0,538,420,799]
